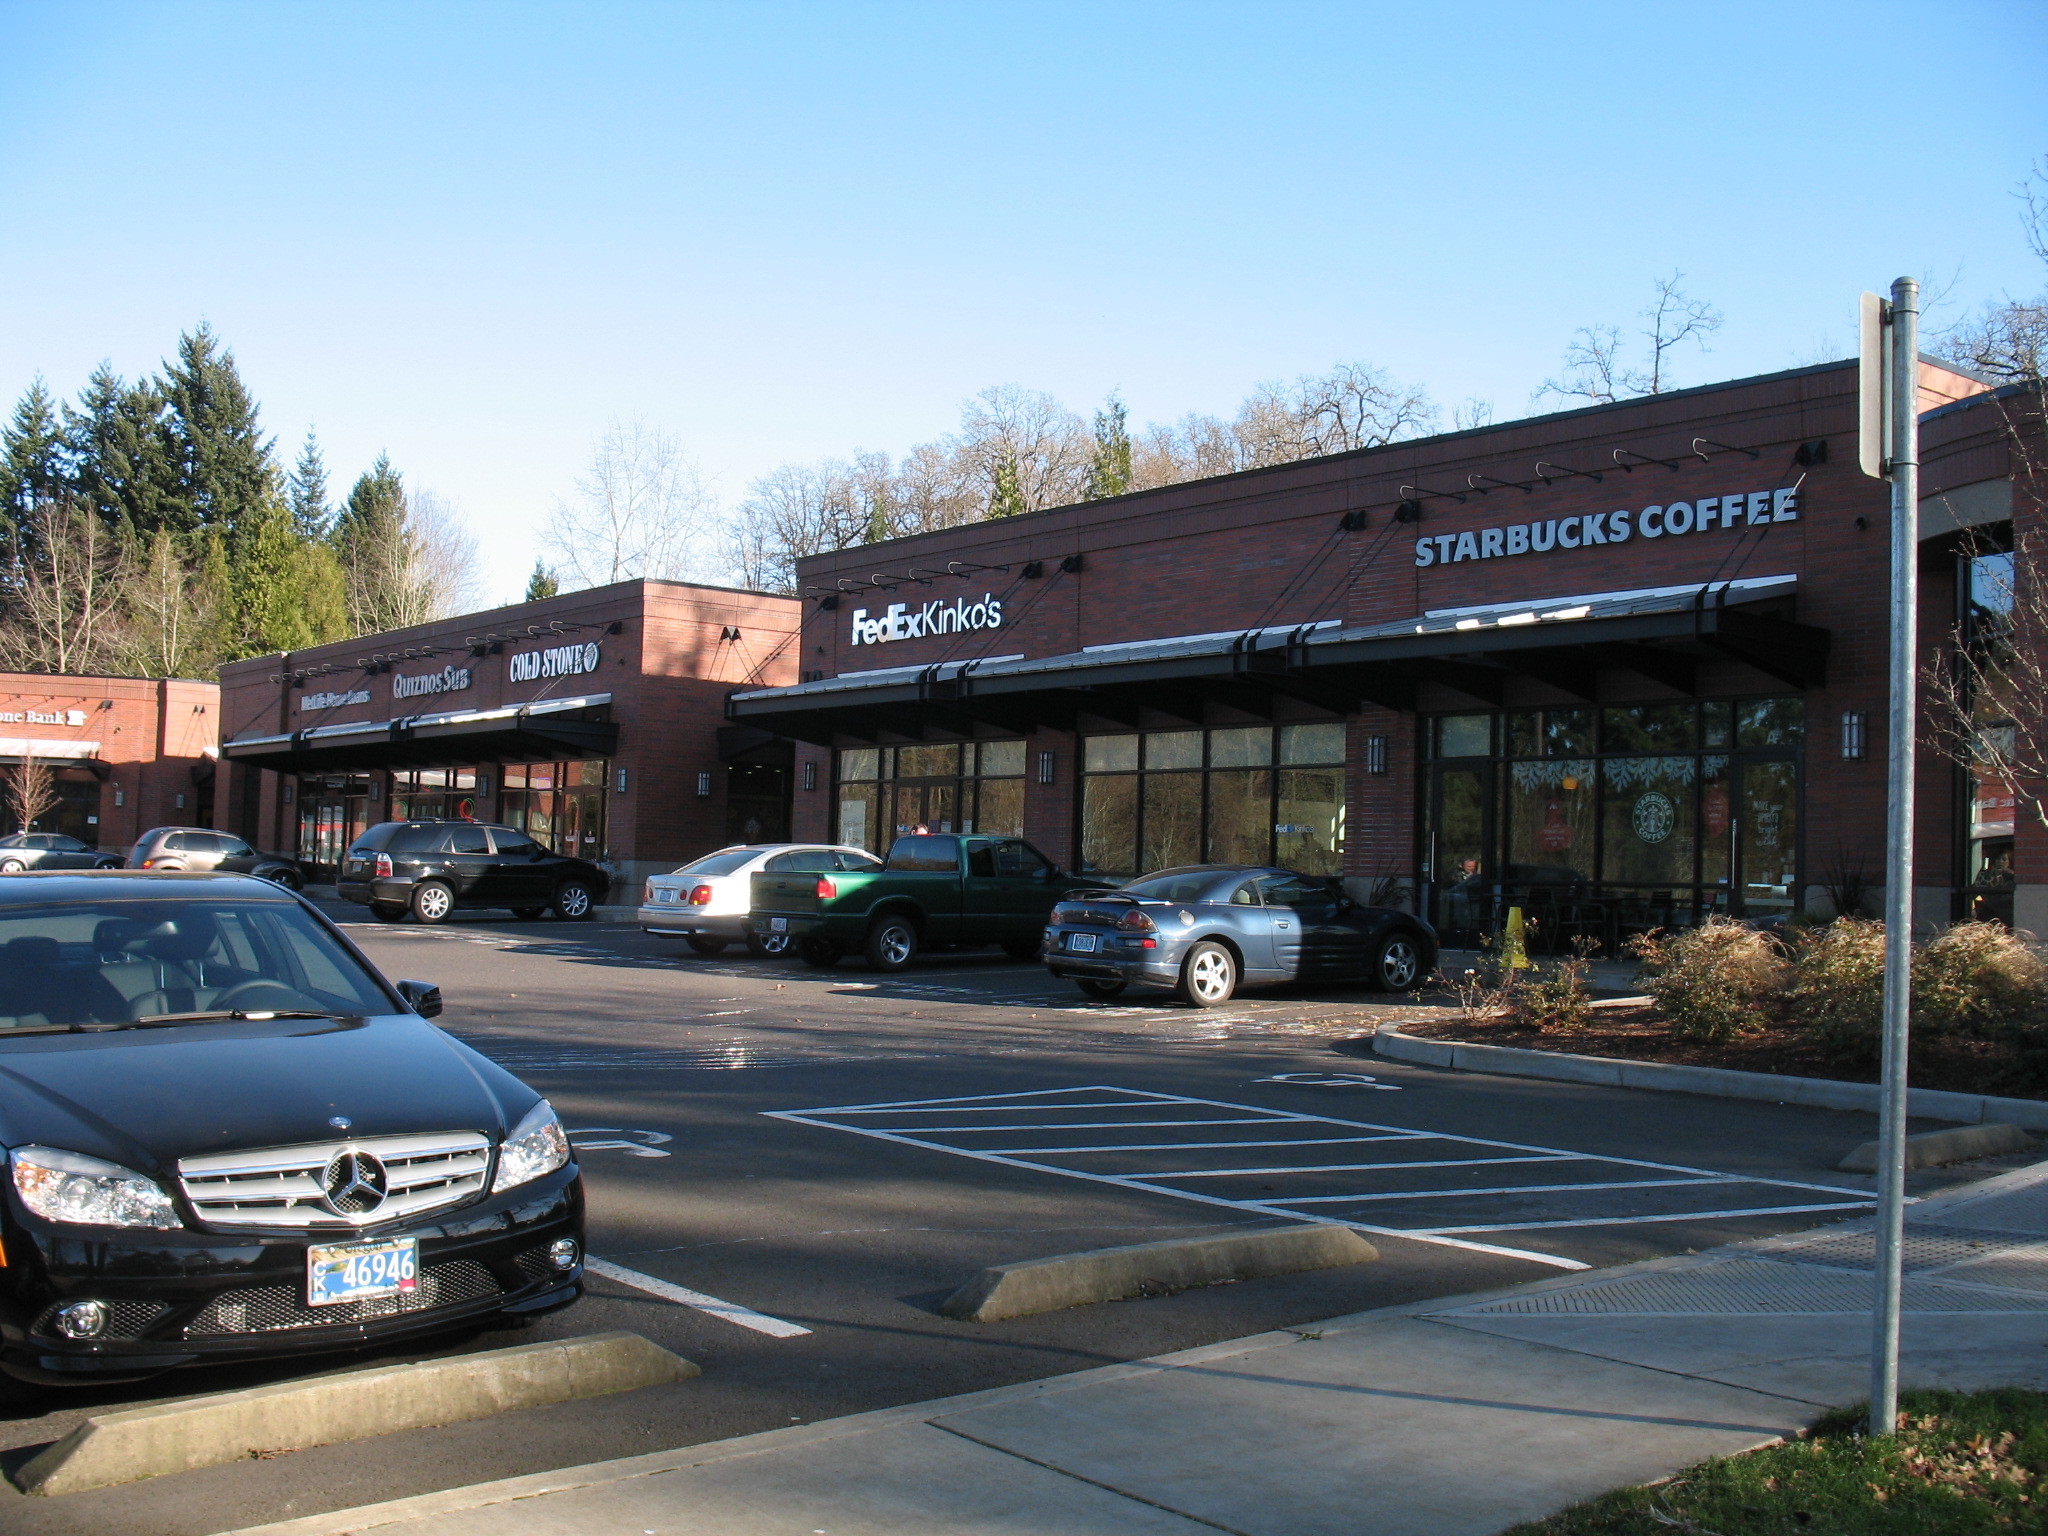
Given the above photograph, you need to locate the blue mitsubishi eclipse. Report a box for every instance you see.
[1044,865,1437,1007]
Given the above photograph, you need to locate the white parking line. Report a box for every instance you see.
[769,1085,1889,1271]
[584,1257,813,1338]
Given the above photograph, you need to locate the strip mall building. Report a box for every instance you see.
[217,580,799,889]
[0,674,220,848]
[731,359,2044,948]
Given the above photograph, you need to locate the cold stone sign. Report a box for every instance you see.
[849,594,1004,646]
[392,664,472,700]
[508,641,601,682]
[1413,485,1800,568]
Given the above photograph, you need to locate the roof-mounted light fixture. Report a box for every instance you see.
[1612,447,1682,472]
[1399,482,1467,505]
[1534,460,1602,486]
[1692,437,1760,462]
[1338,509,1369,531]
[1059,554,1087,574]
[1467,472,1535,495]
[1021,560,1044,578]
[1393,500,1425,524]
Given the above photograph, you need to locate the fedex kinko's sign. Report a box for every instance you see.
[1414,485,1800,568]
[850,593,1004,646]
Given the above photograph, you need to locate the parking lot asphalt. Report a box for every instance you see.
[0,902,2016,1536]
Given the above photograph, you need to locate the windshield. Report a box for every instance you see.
[0,900,398,1030]
[1119,869,1233,902]
[674,849,760,877]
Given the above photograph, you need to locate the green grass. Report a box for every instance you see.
[1501,1390,2048,1535]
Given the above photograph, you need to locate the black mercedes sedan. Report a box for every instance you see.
[1044,865,1438,1006]
[0,872,583,1396]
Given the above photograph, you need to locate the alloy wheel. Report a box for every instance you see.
[1379,937,1421,990]
[556,883,592,919]
[1183,944,1236,1006]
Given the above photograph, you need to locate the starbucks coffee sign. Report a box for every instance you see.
[508,641,601,682]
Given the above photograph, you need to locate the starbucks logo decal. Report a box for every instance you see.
[1631,791,1676,844]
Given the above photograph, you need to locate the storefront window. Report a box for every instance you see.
[832,739,1029,853]
[296,773,377,875]
[1079,723,1347,879]
[498,760,609,861]
[1424,697,1803,945]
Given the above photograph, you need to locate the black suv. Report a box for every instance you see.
[337,821,609,924]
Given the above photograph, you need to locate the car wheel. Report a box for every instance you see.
[1177,941,1238,1008]
[410,881,455,924]
[1077,977,1127,999]
[864,915,919,972]
[371,902,408,922]
[553,881,594,921]
[512,906,547,920]
[264,866,304,891]
[0,858,23,873]
[747,929,795,958]
[1369,932,1425,992]
[798,937,843,967]
[1001,938,1044,962]
[685,935,728,956]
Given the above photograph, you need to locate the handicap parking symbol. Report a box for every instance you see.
[567,1127,675,1157]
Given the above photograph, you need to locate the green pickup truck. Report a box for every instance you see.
[749,833,1096,971]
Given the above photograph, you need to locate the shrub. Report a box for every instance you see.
[1789,917,1888,1062]
[1913,922,2048,1040]
[1627,918,1787,1043]
[1503,956,1593,1033]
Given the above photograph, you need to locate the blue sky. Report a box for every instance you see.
[2,1,2042,603]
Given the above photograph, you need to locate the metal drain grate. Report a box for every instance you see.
[1443,1259,2048,1316]
[1915,1183,2048,1237]
[1754,1223,2026,1274]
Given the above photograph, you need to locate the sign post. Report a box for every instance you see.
[1860,277,1920,1437]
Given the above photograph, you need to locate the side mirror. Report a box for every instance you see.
[395,979,443,1018]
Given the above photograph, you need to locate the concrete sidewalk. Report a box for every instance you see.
[222,1163,2048,1536]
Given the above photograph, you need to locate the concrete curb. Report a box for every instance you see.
[16,1330,696,1498]
[938,1224,1379,1322]
[1372,1023,2048,1129]
[1839,1121,2036,1172]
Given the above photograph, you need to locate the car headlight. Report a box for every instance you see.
[11,1145,183,1229]
[491,1100,571,1192]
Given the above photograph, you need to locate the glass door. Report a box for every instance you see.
[1427,763,1493,945]
[1734,758,1799,919]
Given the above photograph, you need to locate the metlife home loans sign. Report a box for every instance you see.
[850,594,1004,646]
[1413,485,1799,568]
[392,664,472,700]
[299,688,371,711]
[508,642,601,682]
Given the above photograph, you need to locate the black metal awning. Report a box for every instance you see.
[725,577,1828,745]
[222,694,619,772]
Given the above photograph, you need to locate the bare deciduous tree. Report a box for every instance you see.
[0,500,130,675]
[1925,528,2048,838]
[4,747,57,834]
[1536,274,1723,405]
[403,488,484,623]
[548,422,715,592]
[120,528,219,679]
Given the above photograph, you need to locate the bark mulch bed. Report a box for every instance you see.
[1391,1000,2048,1102]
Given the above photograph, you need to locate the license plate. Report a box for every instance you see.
[1067,932,1099,953]
[307,1237,419,1306]
[655,888,676,903]
[770,917,788,932]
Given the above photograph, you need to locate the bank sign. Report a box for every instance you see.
[1413,485,1799,567]
[508,641,601,682]
[850,593,1004,646]
[0,708,86,727]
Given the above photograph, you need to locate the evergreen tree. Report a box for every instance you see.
[525,560,560,601]
[221,494,349,656]
[287,431,331,539]
[0,379,65,536]
[1083,393,1133,500]
[63,364,178,535]
[331,454,416,633]
[987,453,1028,520]
[161,323,278,534]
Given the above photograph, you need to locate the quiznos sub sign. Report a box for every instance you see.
[1414,486,1800,568]
[392,664,472,700]
[508,642,601,682]
[850,594,1003,646]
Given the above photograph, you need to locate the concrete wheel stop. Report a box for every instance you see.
[15,1330,696,1498]
[939,1223,1379,1322]
[1838,1121,2035,1172]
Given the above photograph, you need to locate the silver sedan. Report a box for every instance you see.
[1043,865,1437,1007]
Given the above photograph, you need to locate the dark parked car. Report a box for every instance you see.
[1044,865,1438,1007]
[0,833,121,872]
[0,871,583,1397]
[126,827,305,890]
[337,820,609,924]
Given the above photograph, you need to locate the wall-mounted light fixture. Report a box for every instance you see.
[802,760,818,791]
[113,786,124,807]
[720,625,742,641]
[174,793,186,810]
[475,773,492,797]
[1393,500,1424,524]
[696,771,713,798]
[282,781,294,804]
[1841,711,1868,761]
[1037,749,1056,786]
[1338,509,1369,531]
[369,778,381,801]
[1021,560,1045,579]
[1059,554,1086,574]
[615,767,628,794]
[1365,735,1389,776]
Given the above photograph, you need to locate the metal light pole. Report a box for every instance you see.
[1868,274,1920,1437]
